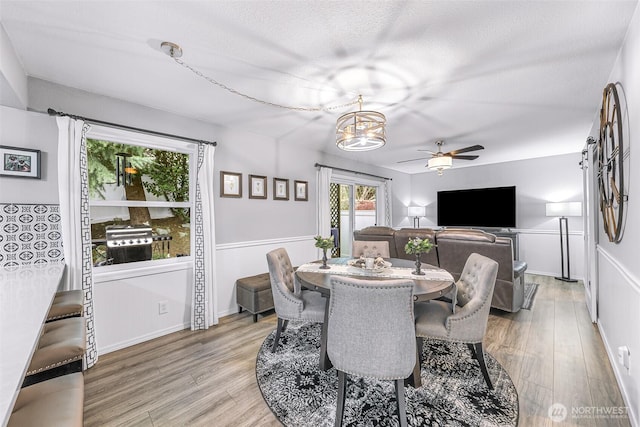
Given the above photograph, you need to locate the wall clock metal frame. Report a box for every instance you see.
[597,83,626,243]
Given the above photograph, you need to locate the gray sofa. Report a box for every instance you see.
[353,226,527,312]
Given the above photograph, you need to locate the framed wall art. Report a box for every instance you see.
[294,180,308,201]
[273,177,289,201]
[249,174,267,199]
[0,145,41,179]
[220,171,242,198]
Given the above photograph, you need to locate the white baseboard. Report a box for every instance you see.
[525,269,584,281]
[98,322,189,355]
[598,320,639,427]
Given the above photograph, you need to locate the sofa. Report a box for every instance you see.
[353,226,527,312]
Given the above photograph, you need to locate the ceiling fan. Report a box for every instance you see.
[398,140,484,175]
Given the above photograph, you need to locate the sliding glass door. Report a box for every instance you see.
[330,181,380,257]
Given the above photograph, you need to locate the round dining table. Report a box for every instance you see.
[295,257,454,387]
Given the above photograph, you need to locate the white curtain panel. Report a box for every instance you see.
[56,116,98,369]
[384,180,392,226]
[191,143,217,329]
[317,167,333,257]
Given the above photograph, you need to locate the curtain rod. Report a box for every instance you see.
[314,163,392,181]
[47,108,217,146]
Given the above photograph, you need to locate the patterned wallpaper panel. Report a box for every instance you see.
[0,203,64,268]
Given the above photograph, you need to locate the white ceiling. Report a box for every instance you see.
[1,0,637,174]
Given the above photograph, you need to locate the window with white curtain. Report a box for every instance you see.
[85,125,196,267]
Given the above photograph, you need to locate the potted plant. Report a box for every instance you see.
[314,235,335,269]
[404,237,434,275]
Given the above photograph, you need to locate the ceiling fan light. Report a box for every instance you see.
[427,156,452,170]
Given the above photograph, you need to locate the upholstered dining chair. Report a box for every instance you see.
[351,240,391,258]
[327,276,416,427]
[414,252,498,389]
[266,248,326,353]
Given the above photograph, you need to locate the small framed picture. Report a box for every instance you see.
[249,174,267,199]
[220,171,242,198]
[0,145,41,179]
[273,178,289,201]
[295,180,308,201]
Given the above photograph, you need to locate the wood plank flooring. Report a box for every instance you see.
[83,274,631,426]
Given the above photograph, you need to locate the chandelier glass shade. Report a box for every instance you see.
[336,96,386,152]
[427,155,452,175]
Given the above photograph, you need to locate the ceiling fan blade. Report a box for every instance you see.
[451,155,479,160]
[446,144,484,156]
[396,157,431,164]
[416,149,437,154]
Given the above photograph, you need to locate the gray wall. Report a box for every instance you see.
[407,153,585,277]
[587,5,640,422]
[407,153,584,232]
[0,106,58,203]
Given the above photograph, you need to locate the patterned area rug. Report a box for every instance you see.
[256,323,518,426]
[522,282,539,310]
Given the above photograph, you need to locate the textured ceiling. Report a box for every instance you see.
[1,0,637,173]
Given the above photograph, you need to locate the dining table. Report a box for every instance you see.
[295,257,454,387]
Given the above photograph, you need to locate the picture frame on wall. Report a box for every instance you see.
[273,177,289,201]
[249,174,267,199]
[294,180,308,201]
[220,171,242,198]
[0,145,41,179]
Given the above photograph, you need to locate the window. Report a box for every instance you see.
[86,126,196,267]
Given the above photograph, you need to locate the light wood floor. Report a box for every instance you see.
[83,274,630,426]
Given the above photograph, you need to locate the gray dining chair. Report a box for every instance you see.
[327,276,416,427]
[414,252,498,389]
[351,240,390,258]
[266,248,325,352]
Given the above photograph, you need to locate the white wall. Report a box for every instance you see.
[408,153,585,278]
[590,5,640,424]
[0,24,27,109]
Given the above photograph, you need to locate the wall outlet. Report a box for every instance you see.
[617,346,630,372]
[158,301,168,315]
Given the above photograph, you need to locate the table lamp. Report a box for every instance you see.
[408,206,426,228]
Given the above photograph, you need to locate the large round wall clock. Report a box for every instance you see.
[598,83,626,243]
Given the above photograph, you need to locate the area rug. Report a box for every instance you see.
[256,322,518,427]
[522,282,539,310]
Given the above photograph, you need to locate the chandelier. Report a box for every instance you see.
[335,95,386,152]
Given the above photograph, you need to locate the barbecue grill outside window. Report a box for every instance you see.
[86,128,195,267]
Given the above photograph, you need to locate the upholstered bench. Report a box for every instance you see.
[23,317,86,387]
[47,290,83,322]
[236,273,274,322]
[9,373,84,427]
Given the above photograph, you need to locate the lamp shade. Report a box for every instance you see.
[545,202,582,217]
[408,206,426,217]
[427,156,452,170]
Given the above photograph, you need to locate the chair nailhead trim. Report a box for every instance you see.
[26,355,83,375]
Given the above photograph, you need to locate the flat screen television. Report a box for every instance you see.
[437,186,516,228]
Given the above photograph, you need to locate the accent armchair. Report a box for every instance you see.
[266,248,325,352]
[414,252,498,389]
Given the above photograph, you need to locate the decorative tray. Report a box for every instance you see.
[347,258,392,273]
